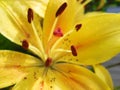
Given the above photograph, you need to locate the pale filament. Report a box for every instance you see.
[48,17,59,42]
[31,21,46,60]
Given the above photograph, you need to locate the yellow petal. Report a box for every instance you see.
[43,0,79,50]
[24,0,49,18]
[44,63,110,90]
[93,64,113,89]
[75,0,91,23]
[0,1,43,56]
[12,67,44,90]
[0,50,44,89]
[53,13,120,65]
[0,68,25,89]
[0,50,43,88]
[0,50,42,67]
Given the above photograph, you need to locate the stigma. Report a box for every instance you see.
[53,27,63,37]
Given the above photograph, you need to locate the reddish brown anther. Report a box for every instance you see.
[71,45,77,56]
[22,40,29,50]
[27,8,33,23]
[56,2,67,17]
[53,27,63,37]
[45,57,52,67]
[75,24,82,31]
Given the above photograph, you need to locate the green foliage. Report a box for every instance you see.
[85,0,120,12]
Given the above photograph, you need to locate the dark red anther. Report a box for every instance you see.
[27,8,33,23]
[53,27,63,37]
[75,24,82,31]
[22,40,29,50]
[71,45,77,56]
[56,2,67,17]
[45,57,52,67]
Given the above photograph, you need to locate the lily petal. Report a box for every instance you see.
[12,67,44,90]
[0,50,43,67]
[93,64,113,89]
[0,68,25,89]
[54,13,120,65]
[24,0,49,18]
[0,50,43,89]
[43,0,79,50]
[45,63,110,90]
[0,1,43,56]
[75,0,91,23]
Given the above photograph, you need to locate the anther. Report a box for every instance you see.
[53,27,63,37]
[75,24,82,31]
[22,40,29,50]
[27,8,33,23]
[71,45,77,56]
[45,57,52,67]
[56,2,67,17]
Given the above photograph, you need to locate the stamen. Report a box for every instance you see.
[71,45,77,56]
[75,24,82,31]
[53,27,63,37]
[31,22,46,60]
[27,8,33,23]
[45,57,52,67]
[56,2,67,17]
[22,40,29,50]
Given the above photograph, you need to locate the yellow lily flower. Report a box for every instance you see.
[0,0,120,89]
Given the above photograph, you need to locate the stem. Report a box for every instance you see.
[106,62,120,69]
